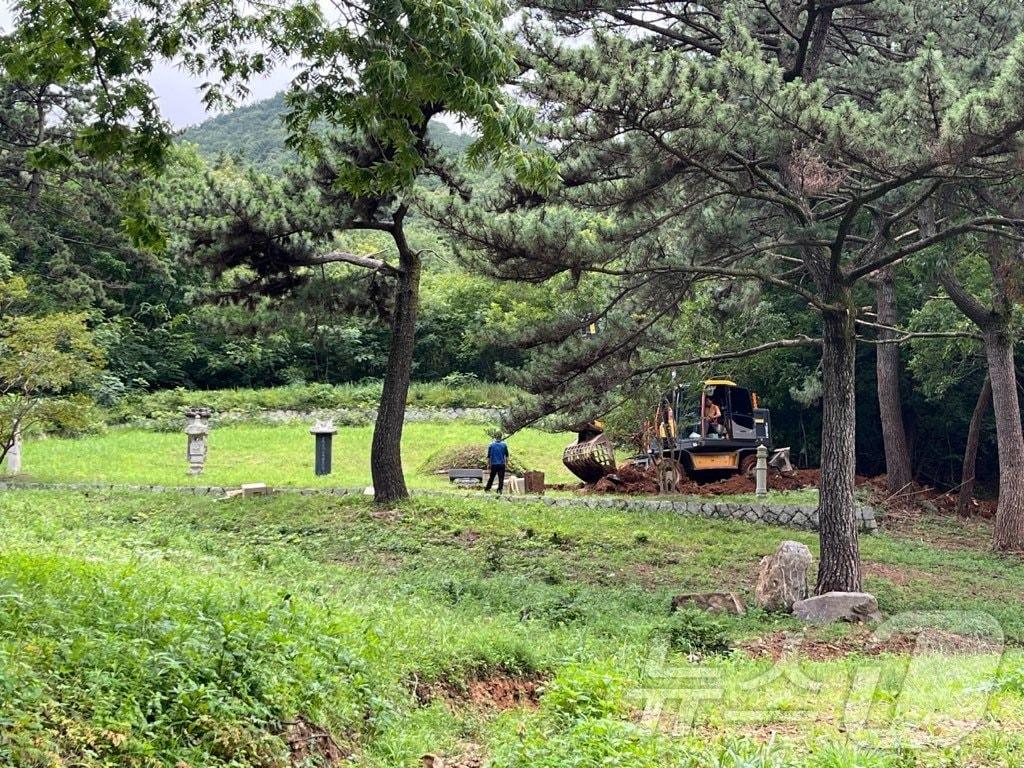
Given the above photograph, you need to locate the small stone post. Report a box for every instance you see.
[5,430,22,475]
[184,407,211,475]
[310,419,337,476]
[755,444,768,498]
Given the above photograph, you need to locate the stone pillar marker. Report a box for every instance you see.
[184,407,211,475]
[755,444,768,497]
[5,430,21,475]
[310,419,337,476]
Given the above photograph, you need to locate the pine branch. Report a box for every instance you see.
[633,336,823,375]
[854,318,982,343]
[299,250,401,275]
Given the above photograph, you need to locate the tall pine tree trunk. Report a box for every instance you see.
[816,306,862,593]
[370,230,422,504]
[958,375,991,517]
[873,268,913,492]
[984,329,1024,550]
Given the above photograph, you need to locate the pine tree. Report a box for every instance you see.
[435,2,1024,589]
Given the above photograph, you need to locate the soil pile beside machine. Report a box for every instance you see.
[562,379,793,492]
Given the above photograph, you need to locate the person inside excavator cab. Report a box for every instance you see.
[703,386,726,437]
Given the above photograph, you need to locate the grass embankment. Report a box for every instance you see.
[2,489,1023,766]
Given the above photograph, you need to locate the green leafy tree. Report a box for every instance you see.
[0,258,104,463]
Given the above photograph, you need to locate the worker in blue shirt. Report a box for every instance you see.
[485,433,509,494]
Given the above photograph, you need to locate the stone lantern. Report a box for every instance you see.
[184,407,212,475]
[5,430,21,475]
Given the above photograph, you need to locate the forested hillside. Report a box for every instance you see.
[182,92,475,173]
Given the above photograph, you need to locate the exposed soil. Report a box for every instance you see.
[740,628,1002,662]
[412,672,545,712]
[861,561,950,588]
[578,465,826,496]
[422,744,486,768]
[285,717,349,766]
[584,463,661,495]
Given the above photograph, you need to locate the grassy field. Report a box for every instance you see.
[12,423,820,505]
[1,488,1023,767]
[15,422,578,489]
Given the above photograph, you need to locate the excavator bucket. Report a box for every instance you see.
[769,446,794,475]
[563,423,617,483]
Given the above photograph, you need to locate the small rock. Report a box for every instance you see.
[754,540,812,612]
[671,592,746,615]
[792,591,882,624]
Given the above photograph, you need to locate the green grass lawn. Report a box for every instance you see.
[1,488,1023,767]
[15,422,578,488]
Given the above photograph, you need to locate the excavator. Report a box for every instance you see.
[562,379,793,491]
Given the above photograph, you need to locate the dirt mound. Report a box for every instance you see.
[285,717,349,766]
[412,672,544,711]
[684,468,827,495]
[581,465,823,496]
[418,444,528,475]
[546,482,585,492]
[584,464,660,494]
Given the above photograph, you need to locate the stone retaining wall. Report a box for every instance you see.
[0,481,878,533]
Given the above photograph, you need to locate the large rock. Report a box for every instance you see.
[754,540,812,612]
[792,591,882,624]
[671,591,746,615]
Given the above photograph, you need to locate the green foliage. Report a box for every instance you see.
[105,379,521,427]
[0,312,104,394]
[3,0,172,170]
[660,609,732,656]
[0,550,382,766]
[0,308,105,457]
[182,92,476,175]
[538,664,629,723]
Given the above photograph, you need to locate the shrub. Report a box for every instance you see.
[539,664,629,723]
[661,609,732,656]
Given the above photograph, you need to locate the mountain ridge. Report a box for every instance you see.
[181,92,475,173]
